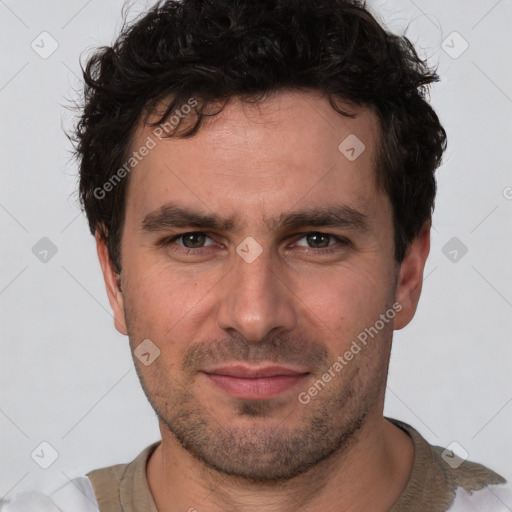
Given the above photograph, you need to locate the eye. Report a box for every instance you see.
[159,231,350,257]
[162,232,216,251]
[294,232,349,251]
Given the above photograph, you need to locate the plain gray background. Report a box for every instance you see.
[1,0,511,500]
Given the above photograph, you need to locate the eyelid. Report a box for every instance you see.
[292,232,350,248]
[160,231,218,248]
[178,233,214,246]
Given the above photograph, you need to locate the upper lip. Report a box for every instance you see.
[202,364,309,379]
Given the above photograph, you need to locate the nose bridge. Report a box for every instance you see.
[216,243,296,342]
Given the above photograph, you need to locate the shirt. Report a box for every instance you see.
[3,417,512,511]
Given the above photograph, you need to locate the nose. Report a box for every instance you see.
[215,245,297,343]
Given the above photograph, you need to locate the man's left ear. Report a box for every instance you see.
[394,220,431,330]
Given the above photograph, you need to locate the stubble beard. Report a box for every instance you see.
[137,363,374,483]
[125,296,392,483]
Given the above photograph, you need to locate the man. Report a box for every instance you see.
[3,0,511,511]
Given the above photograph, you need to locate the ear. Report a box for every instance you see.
[394,220,431,330]
[95,229,128,335]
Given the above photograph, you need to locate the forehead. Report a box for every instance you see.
[124,91,386,230]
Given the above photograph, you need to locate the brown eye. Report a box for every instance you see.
[304,232,332,249]
[295,232,344,249]
[180,232,208,248]
[161,232,216,252]
[291,232,351,254]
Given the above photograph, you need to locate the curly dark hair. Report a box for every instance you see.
[72,0,447,273]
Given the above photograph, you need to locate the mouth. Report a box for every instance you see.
[201,363,310,400]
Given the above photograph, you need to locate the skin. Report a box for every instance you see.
[96,90,430,512]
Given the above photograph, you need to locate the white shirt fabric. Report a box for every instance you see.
[0,477,99,512]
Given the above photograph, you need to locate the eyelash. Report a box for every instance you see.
[160,231,350,255]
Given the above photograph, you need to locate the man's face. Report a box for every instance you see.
[98,91,424,481]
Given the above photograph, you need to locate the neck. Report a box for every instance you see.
[146,413,414,512]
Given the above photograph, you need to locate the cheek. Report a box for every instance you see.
[122,255,221,343]
[293,263,396,359]
[296,261,389,315]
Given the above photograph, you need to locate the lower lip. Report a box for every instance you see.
[204,373,308,399]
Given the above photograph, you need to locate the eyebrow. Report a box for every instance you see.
[140,202,370,234]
